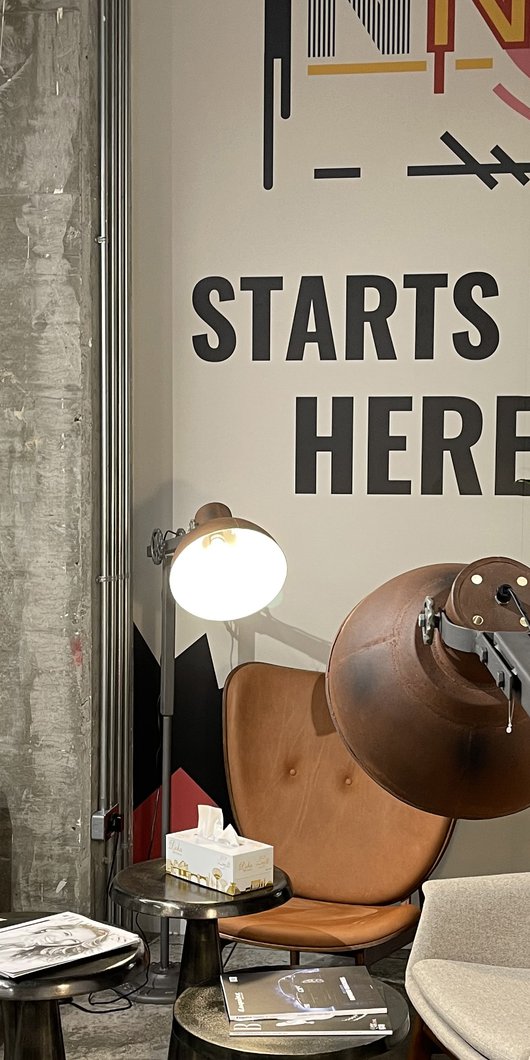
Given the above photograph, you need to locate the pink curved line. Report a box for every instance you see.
[493,82,530,120]
[506,48,530,78]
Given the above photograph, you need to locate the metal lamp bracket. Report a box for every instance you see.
[418,597,530,719]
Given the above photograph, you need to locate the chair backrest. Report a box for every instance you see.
[223,662,453,906]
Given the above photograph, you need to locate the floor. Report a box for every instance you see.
[2,938,448,1060]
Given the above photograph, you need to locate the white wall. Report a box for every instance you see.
[132,0,530,876]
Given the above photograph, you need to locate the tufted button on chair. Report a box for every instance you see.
[406,873,530,1060]
[218,662,453,966]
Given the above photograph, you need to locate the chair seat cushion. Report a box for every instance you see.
[218,895,420,951]
[411,958,530,1060]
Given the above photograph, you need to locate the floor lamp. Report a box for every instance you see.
[144,502,287,1000]
[326,555,530,820]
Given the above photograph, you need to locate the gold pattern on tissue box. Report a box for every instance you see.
[165,829,273,894]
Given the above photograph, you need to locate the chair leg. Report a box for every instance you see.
[407,1014,437,1060]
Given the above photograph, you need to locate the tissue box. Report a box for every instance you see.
[165,829,274,894]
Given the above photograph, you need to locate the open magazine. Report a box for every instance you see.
[0,912,140,978]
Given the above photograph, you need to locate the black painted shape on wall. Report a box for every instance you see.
[133,625,234,825]
[173,634,234,827]
[133,624,162,808]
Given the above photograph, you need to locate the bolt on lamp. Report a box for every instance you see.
[144,502,287,999]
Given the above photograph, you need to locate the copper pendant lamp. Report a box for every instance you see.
[326,557,530,820]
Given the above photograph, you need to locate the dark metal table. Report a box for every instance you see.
[0,915,146,1060]
[169,978,410,1060]
[110,859,292,1001]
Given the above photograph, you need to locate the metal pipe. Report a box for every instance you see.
[97,0,110,814]
[117,0,132,873]
[94,0,132,894]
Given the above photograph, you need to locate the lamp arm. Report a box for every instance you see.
[419,598,530,720]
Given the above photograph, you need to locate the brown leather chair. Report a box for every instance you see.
[218,662,454,966]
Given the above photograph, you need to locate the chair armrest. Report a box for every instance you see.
[407,872,530,972]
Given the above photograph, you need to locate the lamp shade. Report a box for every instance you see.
[326,557,530,820]
[168,503,287,621]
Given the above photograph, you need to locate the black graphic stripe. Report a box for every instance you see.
[263,0,292,190]
[314,167,361,178]
[348,0,410,55]
[308,0,336,58]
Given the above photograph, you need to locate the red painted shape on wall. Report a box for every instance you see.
[132,768,219,862]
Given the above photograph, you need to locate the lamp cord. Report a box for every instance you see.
[496,584,530,632]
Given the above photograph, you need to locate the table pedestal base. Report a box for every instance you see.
[133,961,183,1004]
[168,979,410,1060]
[134,918,223,1005]
[1,999,66,1060]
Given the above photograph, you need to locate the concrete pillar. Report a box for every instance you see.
[0,1,100,913]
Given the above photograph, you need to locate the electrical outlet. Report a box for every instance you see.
[91,804,120,841]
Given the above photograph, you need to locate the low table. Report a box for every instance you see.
[169,978,410,1060]
[110,859,292,1002]
[0,915,146,1060]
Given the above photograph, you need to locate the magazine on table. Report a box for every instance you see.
[220,964,387,1022]
[0,912,140,978]
[228,1009,393,1037]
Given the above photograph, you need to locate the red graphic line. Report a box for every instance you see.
[493,81,530,118]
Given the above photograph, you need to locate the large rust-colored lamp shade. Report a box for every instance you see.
[169,503,287,621]
[326,557,530,820]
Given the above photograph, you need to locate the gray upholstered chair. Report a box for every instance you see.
[218,661,453,967]
[406,872,530,1059]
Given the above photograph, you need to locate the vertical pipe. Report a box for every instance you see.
[96,0,132,902]
[98,0,110,814]
[120,0,133,875]
[107,0,118,812]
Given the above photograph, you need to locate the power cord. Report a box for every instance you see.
[68,915,152,1014]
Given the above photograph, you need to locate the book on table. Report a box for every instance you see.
[220,964,389,1035]
[0,912,140,978]
[228,1010,393,1037]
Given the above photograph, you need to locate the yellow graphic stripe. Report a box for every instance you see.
[434,0,450,46]
[455,57,493,70]
[308,61,427,76]
[475,0,525,42]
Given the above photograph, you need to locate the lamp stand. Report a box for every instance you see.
[134,531,183,1003]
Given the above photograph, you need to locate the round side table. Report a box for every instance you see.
[110,860,292,1002]
[0,916,146,1060]
[168,978,410,1060]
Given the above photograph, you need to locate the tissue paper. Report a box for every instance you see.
[166,805,273,894]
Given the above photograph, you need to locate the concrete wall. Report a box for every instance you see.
[0,0,100,913]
